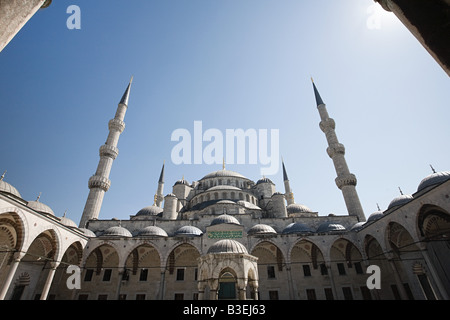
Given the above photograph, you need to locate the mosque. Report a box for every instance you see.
[0,78,449,300]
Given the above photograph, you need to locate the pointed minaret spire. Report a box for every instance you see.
[311,77,324,106]
[154,161,165,207]
[312,78,365,222]
[119,76,133,106]
[79,78,133,228]
[0,170,6,181]
[282,159,295,205]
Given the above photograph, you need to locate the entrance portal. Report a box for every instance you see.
[218,272,236,299]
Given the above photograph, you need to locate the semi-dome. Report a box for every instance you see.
[207,239,248,254]
[28,200,54,216]
[287,203,313,214]
[0,176,22,199]
[136,205,163,217]
[210,214,240,226]
[175,225,203,237]
[282,222,313,234]
[78,228,96,237]
[236,200,261,210]
[201,169,246,180]
[248,224,277,236]
[316,222,346,233]
[388,194,413,210]
[207,185,241,192]
[137,226,168,237]
[367,211,383,223]
[417,171,450,192]
[101,226,132,237]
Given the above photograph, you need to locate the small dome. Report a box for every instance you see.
[137,226,168,237]
[316,222,346,233]
[136,205,163,217]
[201,169,246,180]
[417,171,450,192]
[287,203,313,214]
[367,211,383,223]
[101,226,132,237]
[256,177,274,185]
[210,214,240,226]
[0,177,22,199]
[282,222,313,234]
[175,225,203,237]
[78,228,96,237]
[165,193,176,198]
[174,178,190,186]
[248,224,277,235]
[59,215,78,228]
[388,194,413,210]
[28,200,54,216]
[207,239,248,254]
[350,222,365,232]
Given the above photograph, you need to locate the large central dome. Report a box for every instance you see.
[201,169,247,180]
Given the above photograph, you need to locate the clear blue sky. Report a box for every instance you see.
[0,0,448,224]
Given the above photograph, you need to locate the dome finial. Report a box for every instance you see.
[36,192,41,201]
[222,157,226,170]
[376,203,381,211]
[430,164,436,173]
[0,170,6,181]
[398,187,403,195]
[63,210,67,217]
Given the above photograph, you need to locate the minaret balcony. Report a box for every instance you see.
[108,118,125,133]
[335,174,357,189]
[326,143,346,158]
[88,175,111,191]
[99,144,119,159]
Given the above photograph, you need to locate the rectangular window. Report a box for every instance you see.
[118,294,127,300]
[391,284,401,300]
[324,288,334,300]
[174,293,184,300]
[139,269,148,281]
[192,293,199,300]
[194,268,198,281]
[337,263,346,275]
[342,287,353,300]
[136,294,146,300]
[354,262,364,274]
[320,263,328,275]
[78,294,89,300]
[306,289,316,300]
[98,294,108,300]
[84,269,94,282]
[269,291,279,300]
[360,286,372,300]
[103,269,112,281]
[303,265,311,277]
[267,266,276,279]
[176,268,185,281]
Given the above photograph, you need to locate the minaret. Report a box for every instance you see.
[312,79,366,221]
[153,162,165,207]
[282,159,295,205]
[79,77,133,227]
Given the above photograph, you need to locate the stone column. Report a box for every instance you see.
[0,252,23,300]
[40,262,59,300]
[327,264,338,300]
